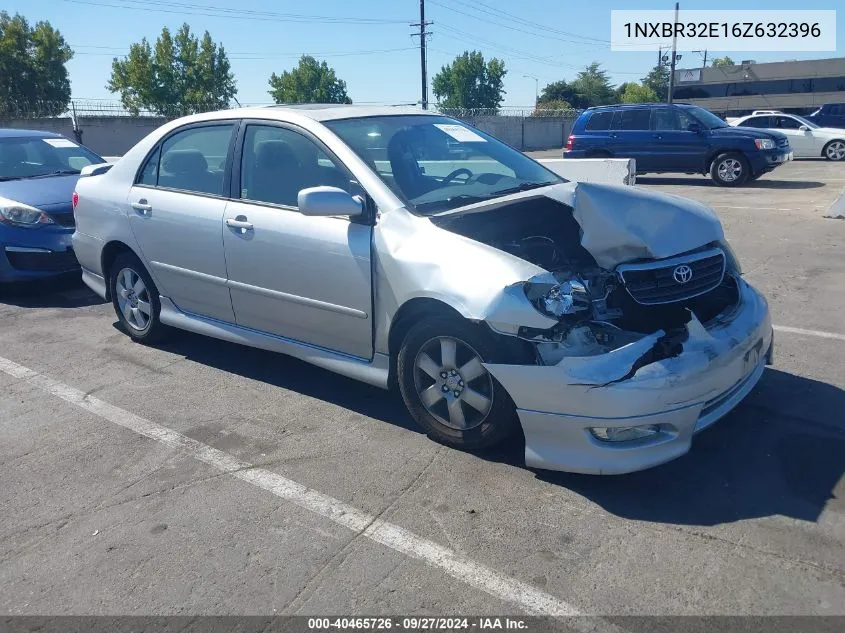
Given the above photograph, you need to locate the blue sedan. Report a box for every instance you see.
[0,129,106,283]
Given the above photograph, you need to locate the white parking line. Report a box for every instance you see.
[773,325,845,342]
[0,355,580,617]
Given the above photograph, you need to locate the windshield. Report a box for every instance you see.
[687,107,729,129]
[324,115,564,215]
[0,136,104,181]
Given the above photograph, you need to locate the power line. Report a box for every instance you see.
[429,0,663,48]
[434,25,644,75]
[58,0,410,24]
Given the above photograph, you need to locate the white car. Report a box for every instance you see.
[731,111,845,161]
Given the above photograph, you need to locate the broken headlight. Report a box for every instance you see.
[523,273,591,319]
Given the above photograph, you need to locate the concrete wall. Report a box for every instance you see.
[2,116,167,156]
[540,158,636,186]
[2,114,574,156]
[457,115,574,151]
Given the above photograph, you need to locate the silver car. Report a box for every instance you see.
[72,105,773,475]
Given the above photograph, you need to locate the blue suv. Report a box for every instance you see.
[564,103,792,186]
[805,103,845,129]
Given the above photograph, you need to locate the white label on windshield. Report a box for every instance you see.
[42,138,78,148]
[434,124,487,143]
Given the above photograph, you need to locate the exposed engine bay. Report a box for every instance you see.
[431,196,741,366]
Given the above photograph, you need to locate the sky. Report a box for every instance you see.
[7,0,845,108]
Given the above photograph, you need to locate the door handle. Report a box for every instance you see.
[226,216,254,232]
[131,200,152,216]
[653,134,663,139]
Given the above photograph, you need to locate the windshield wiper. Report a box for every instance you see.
[27,170,80,179]
[488,181,556,196]
[0,176,22,182]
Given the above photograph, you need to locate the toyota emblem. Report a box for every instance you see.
[673,264,693,284]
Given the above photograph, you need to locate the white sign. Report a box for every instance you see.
[42,138,79,148]
[434,124,487,143]
[678,69,701,83]
[610,10,836,52]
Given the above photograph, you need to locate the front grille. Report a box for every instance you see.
[617,248,726,305]
[777,137,789,149]
[6,249,79,272]
[48,212,75,227]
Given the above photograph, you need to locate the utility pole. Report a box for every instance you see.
[667,2,679,103]
[411,0,433,109]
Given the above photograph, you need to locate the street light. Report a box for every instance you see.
[523,74,539,107]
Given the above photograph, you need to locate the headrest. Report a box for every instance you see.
[255,140,299,168]
[162,149,208,174]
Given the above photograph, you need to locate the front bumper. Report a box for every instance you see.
[484,278,772,474]
[750,149,792,174]
[0,227,78,283]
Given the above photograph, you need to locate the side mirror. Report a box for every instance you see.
[297,186,363,218]
[686,123,702,133]
[799,125,810,131]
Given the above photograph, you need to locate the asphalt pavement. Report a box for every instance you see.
[1,159,843,620]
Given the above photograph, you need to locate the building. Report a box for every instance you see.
[672,57,845,116]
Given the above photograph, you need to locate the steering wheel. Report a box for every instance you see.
[442,168,473,184]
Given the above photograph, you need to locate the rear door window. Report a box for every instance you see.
[585,111,614,131]
[616,109,651,130]
[155,124,235,196]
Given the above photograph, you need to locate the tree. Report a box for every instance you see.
[268,55,351,104]
[538,80,578,108]
[711,56,735,68]
[0,12,73,116]
[569,62,615,108]
[107,24,236,116]
[432,51,506,110]
[641,63,670,102]
[620,82,658,103]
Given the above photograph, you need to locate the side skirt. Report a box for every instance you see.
[158,297,390,389]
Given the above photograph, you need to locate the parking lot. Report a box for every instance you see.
[1,158,843,618]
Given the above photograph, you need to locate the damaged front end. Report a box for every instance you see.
[429,182,773,474]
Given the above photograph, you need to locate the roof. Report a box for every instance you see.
[586,102,695,110]
[248,104,439,122]
[0,128,64,139]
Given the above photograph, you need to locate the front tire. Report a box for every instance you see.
[397,317,523,451]
[710,152,750,186]
[823,140,845,161]
[109,252,167,343]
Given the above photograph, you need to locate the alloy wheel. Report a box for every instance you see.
[826,141,845,161]
[115,267,152,332]
[717,158,743,182]
[412,336,494,431]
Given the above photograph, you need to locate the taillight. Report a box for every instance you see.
[565,134,574,151]
[72,191,79,209]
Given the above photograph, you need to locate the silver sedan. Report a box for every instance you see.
[72,105,772,474]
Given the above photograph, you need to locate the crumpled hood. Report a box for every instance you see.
[539,182,724,269]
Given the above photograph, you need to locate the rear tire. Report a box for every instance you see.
[823,140,845,161]
[710,152,750,187]
[109,252,167,343]
[397,317,525,451]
